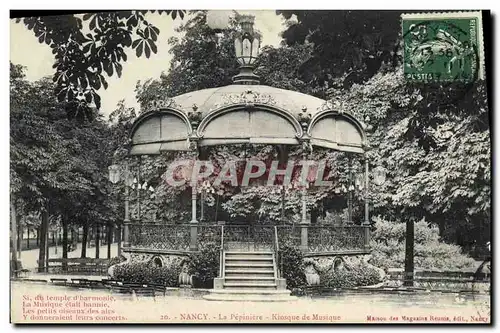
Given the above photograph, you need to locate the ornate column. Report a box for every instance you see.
[190,176,198,251]
[363,155,370,250]
[123,162,131,248]
[136,156,141,221]
[188,105,202,251]
[347,157,353,223]
[298,109,312,252]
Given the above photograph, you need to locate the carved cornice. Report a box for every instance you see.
[318,99,365,123]
[210,90,279,110]
[144,98,181,113]
[318,99,345,113]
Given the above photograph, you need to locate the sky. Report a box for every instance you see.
[10,10,287,117]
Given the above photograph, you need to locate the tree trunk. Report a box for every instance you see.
[68,225,72,245]
[107,224,112,259]
[88,226,92,249]
[45,225,49,272]
[17,215,22,258]
[27,228,30,250]
[36,225,40,246]
[116,225,122,257]
[71,226,77,250]
[38,209,49,273]
[62,218,68,271]
[95,225,100,259]
[404,219,415,287]
[81,223,88,258]
[10,196,18,275]
[53,231,57,255]
[311,209,318,225]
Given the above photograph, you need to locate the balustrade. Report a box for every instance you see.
[126,222,370,254]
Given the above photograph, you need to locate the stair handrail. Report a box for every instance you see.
[274,225,280,279]
[219,225,224,278]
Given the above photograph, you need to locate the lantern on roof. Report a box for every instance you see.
[232,15,261,85]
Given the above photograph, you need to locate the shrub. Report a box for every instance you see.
[370,217,477,271]
[107,255,127,269]
[279,244,307,290]
[319,263,382,288]
[188,242,220,288]
[113,261,180,287]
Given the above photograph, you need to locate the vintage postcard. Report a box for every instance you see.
[10,9,491,324]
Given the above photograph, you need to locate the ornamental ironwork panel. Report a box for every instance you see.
[129,223,190,251]
[276,225,301,248]
[222,225,274,251]
[253,225,274,251]
[198,225,222,247]
[307,226,365,253]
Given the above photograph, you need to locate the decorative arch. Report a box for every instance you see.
[128,108,193,155]
[196,104,303,146]
[152,256,163,268]
[308,110,367,154]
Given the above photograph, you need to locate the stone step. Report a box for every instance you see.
[225,263,274,268]
[225,277,276,284]
[210,289,291,295]
[225,255,273,260]
[223,283,277,289]
[225,272,275,278]
[225,253,273,257]
[203,293,297,302]
[224,251,274,255]
[224,268,275,274]
[225,260,273,266]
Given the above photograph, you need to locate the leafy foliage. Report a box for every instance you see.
[187,243,220,288]
[113,261,181,287]
[135,11,238,104]
[16,10,186,119]
[278,10,402,88]
[336,67,490,252]
[319,263,382,288]
[280,244,307,290]
[107,255,127,269]
[370,217,477,271]
[10,63,117,254]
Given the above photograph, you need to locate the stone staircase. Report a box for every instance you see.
[203,251,296,302]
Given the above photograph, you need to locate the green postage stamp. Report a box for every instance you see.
[402,11,485,82]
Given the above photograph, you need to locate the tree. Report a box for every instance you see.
[15,10,186,120]
[255,43,319,96]
[135,11,239,107]
[370,217,476,271]
[10,62,117,268]
[335,66,490,254]
[136,11,319,106]
[277,10,402,89]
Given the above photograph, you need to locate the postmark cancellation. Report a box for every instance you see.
[402,11,485,82]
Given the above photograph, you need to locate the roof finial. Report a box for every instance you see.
[232,15,260,85]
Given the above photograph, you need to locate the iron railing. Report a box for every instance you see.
[276,225,301,248]
[127,223,369,254]
[128,223,191,251]
[307,225,366,253]
[222,224,275,251]
[274,226,281,279]
[219,225,224,278]
[198,224,221,245]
